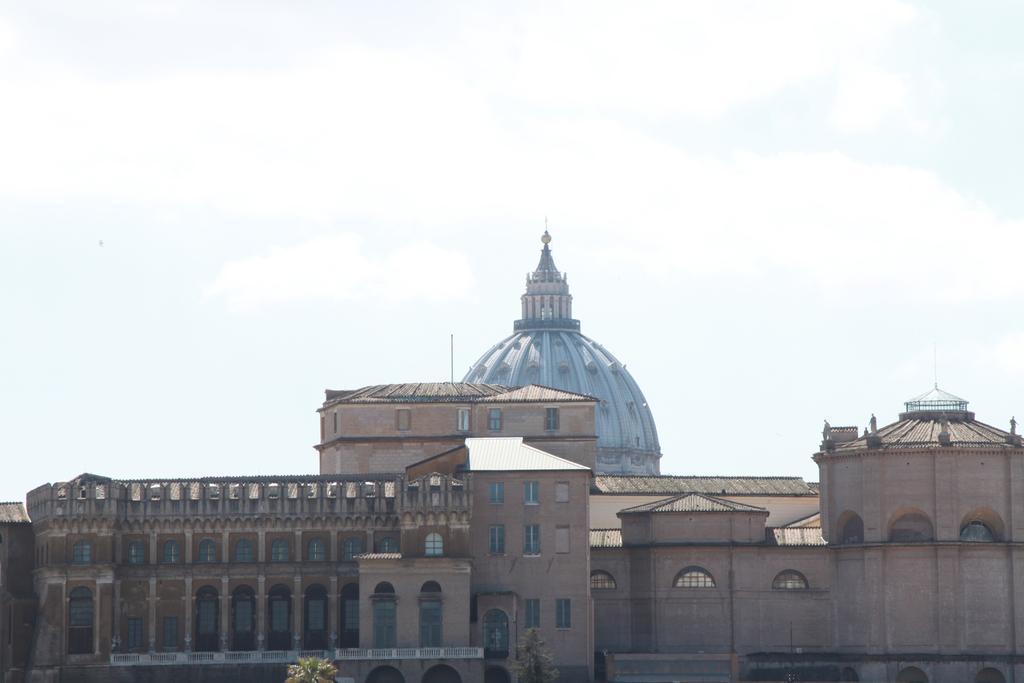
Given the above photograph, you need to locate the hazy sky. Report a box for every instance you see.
[3,1,1024,501]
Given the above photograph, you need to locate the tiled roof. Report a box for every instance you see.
[483,385,595,403]
[833,416,1020,451]
[322,382,594,407]
[466,437,589,471]
[766,527,825,546]
[619,493,767,515]
[356,553,402,560]
[784,511,822,528]
[0,502,30,523]
[590,528,623,548]
[592,475,817,497]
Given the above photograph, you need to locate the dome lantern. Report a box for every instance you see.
[515,231,580,332]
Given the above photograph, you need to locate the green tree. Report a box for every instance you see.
[512,628,559,683]
[285,656,338,683]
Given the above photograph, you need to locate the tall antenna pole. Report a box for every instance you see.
[933,341,938,388]
[450,333,454,383]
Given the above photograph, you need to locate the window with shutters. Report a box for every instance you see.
[489,525,505,554]
[555,481,569,503]
[524,524,540,555]
[555,599,571,629]
[555,526,570,554]
[524,599,540,629]
[396,409,411,431]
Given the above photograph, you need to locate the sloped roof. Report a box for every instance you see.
[0,502,30,523]
[592,475,817,497]
[356,553,402,560]
[465,437,589,471]
[322,382,594,407]
[590,528,623,548]
[619,493,768,515]
[483,385,595,403]
[766,527,826,546]
[834,416,1019,451]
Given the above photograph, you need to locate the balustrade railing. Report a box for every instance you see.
[110,647,484,666]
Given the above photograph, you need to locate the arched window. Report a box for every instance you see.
[271,539,289,562]
[590,571,617,590]
[377,536,398,554]
[420,582,442,647]
[976,668,1006,683]
[961,520,996,542]
[307,538,326,561]
[231,586,256,651]
[896,666,928,683]
[425,533,444,557]
[194,587,219,652]
[127,541,145,565]
[162,540,180,564]
[340,583,360,648]
[673,566,715,588]
[267,585,292,650]
[234,539,254,562]
[372,583,397,648]
[889,512,934,543]
[838,512,864,544]
[772,570,809,590]
[198,539,217,563]
[304,585,328,649]
[72,541,92,565]
[483,609,509,659]
[343,537,363,561]
[68,587,94,654]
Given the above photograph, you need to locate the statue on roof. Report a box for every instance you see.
[869,414,877,434]
[822,420,831,441]
[1012,416,1017,437]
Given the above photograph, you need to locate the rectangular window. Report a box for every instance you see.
[488,408,502,431]
[420,600,442,647]
[555,481,569,503]
[524,481,539,505]
[163,616,178,650]
[489,525,506,554]
[457,407,470,431]
[556,525,570,554]
[524,524,540,555]
[489,482,504,504]
[235,600,253,633]
[373,600,397,648]
[556,599,571,629]
[396,408,411,431]
[545,407,559,431]
[524,599,540,629]
[127,617,143,650]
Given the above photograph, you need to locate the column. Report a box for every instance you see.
[258,530,266,564]
[113,580,122,652]
[148,576,158,653]
[184,530,193,564]
[184,576,193,652]
[221,530,230,564]
[294,530,303,562]
[293,575,303,651]
[149,530,158,566]
[328,575,339,651]
[257,574,266,651]
[220,575,230,651]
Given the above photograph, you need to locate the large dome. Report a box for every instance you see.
[464,231,661,474]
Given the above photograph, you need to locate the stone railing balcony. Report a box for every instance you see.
[110,647,483,666]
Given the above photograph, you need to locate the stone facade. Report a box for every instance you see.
[6,384,1024,683]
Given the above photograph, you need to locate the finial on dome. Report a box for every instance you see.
[542,229,551,245]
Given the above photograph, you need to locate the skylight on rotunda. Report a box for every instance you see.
[903,385,969,414]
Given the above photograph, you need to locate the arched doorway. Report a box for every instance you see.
[367,665,405,683]
[304,584,328,649]
[267,584,292,651]
[339,583,359,648]
[840,666,859,681]
[977,668,1006,683]
[194,586,219,652]
[231,585,256,651]
[896,666,928,683]
[484,666,511,683]
[422,664,461,683]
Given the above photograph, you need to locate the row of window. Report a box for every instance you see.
[585,568,811,591]
[838,512,1001,545]
[68,583,571,657]
[72,535,417,566]
[488,480,570,505]
[488,524,572,555]
[391,407,560,433]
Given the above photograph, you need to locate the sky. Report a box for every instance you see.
[2,1,1024,501]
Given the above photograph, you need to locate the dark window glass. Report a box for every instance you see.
[674,567,716,588]
[340,584,359,648]
[545,407,559,431]
[524,599,540,629]
[343,537,363,560]
[235,539,254,562]
[524,524,540,555]
[488,408,502,431]
[489,482,504,504]
[483,609,509,658]
[162,617,177,650]
[373,600,397,648]
[126,618,143,650]
[198,539,217,563]
[127,541,145,565]
[425,533,443,557]
[72,541,91,565]
[420,600,442,647]
[308,538,326,561]
[377,536,398,553]
[556,598,571,629]
[524,481,539,505]
[591,571,616,589]
[162,540,180,564]
[271,539,289,562]
[489,525,505,554]
[68,587,94,654]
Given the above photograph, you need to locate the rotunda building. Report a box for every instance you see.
[464,232,661,474]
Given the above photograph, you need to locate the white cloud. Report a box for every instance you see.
[992,333,1024,374]
[830,67,912,133]
[204,234,477,311]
